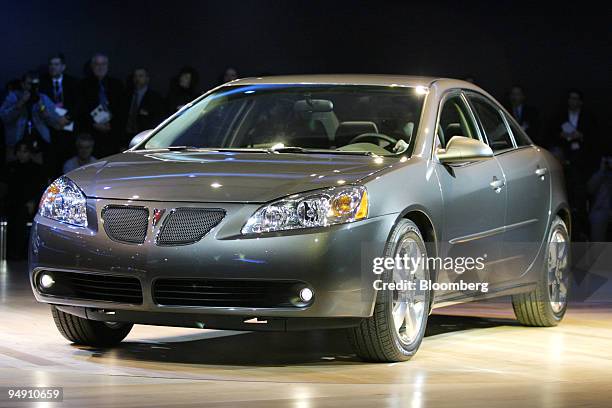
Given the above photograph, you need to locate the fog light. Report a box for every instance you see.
[299,287,313,303]
[40,273,55,289]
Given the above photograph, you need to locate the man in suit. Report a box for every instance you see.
[547,89,599,240]
[78,53,126,158]
[505,85,540,144]
[547,89,599,171]
[124,67,164,147]
[40,53,80,176]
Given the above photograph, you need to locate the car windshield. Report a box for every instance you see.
[144,84,425,156]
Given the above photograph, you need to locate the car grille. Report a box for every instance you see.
[102,206,149,244]
[156,208,225,246]
[36,271,143,304]
[153,278,304,308]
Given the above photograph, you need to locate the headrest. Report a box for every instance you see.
[335,121,379,138]
[445,123,463,138]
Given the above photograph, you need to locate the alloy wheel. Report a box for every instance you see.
[547,228,569,313]
[391,236,427,345]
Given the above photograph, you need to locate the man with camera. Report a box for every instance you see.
[0,71,65,163]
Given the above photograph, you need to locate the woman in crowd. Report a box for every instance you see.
[165,66,200,114]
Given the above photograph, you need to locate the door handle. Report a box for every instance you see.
[535,167,548,178]
[489,176,505,193]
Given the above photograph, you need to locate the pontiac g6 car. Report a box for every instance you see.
[29,75,570,362]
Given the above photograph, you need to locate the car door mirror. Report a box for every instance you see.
[128,129,153,149]
[436,136,493,164]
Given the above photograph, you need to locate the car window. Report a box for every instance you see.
[144,84,426,156]
[505,113,532,147]
[469,96,514,152]
[436,95,479,149]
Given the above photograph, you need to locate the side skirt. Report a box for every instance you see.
[431,281,537,309]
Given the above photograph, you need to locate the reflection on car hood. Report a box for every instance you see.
[68,151,393,203]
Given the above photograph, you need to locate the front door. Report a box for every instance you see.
[434,93,507,299]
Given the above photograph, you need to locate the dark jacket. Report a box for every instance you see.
[40,73,80,119]
[77,76,127,155]
[166,86,199,115]
[125,88,165,135]
[3,160,46,210]
[78,76,126,130]
[546,109,599,175]
[505,103,540,144]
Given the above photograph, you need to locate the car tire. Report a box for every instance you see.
[347,219,431,362]
[512,216,570,327]
[51,306,133,347]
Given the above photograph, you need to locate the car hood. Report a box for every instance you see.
[68,151,392,203]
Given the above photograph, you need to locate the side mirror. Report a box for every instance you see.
[128,129,153,149]
[436,136,493,164]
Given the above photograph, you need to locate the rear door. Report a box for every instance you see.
[466,94,551,283]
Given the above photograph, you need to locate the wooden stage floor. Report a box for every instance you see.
[1,261,611,407]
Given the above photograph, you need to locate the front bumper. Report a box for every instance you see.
[29,198,397,330]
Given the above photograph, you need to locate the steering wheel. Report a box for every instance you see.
[348,132,398,146]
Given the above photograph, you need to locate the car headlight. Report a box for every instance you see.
[242,186,368,234]
[39,176,88,227]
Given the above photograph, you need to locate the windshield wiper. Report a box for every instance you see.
[162,146,199,151]
[266,146,311,154]
[212,148,268,153]
[329,150,377,156]
[146,146,263,153]
[266,146,383,157]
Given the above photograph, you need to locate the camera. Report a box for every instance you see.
[29,77,40,103]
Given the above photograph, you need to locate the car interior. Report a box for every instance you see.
[241,97,418,155]
[468,97,514,151]
[158,86,424,156]
[436,96,479,148]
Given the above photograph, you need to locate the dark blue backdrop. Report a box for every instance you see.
[1,0,610,131]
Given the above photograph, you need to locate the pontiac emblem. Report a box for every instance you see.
[152,208,165,227]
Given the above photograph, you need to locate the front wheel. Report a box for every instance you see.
[512,216,570,326]
[347,219,431,362]
[51,306,133,347]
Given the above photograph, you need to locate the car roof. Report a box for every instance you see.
[227,74,482,91]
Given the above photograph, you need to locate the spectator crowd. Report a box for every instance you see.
[0,52,609,259]
[505,85,610,243]
[0,52,238,258]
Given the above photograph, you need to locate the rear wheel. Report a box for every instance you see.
[512,216,570,326]
[347,219,431,362]
[51,306,133,346]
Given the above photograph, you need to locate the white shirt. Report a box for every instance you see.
[52,74,64,103]
[568,110,580,129]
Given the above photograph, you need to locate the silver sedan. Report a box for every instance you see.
[30,75,570,362]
